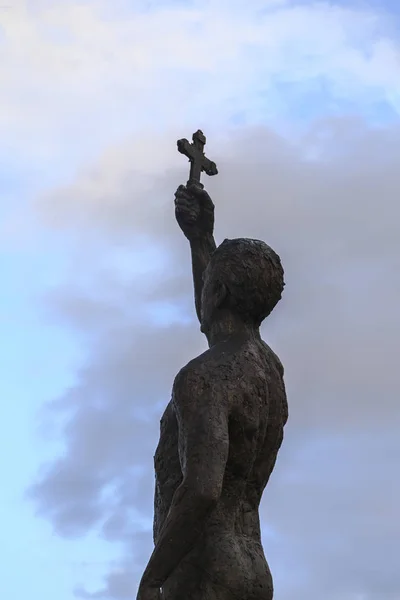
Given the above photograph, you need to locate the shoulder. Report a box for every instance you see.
[173,347,218,390]
[159,400,176,430]
[173,368,209,399]
[172,355,229,414]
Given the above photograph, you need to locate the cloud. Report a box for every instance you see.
[28,119,400,599]
[1,0,400,166]
[6,0,397,598]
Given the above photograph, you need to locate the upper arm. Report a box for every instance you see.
[153,404,182,544]
[173,368,229,501]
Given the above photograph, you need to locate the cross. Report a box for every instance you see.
[177,129,218,189]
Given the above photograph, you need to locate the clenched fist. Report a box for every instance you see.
[174,183,215,241]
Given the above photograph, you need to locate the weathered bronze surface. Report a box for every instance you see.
[137,134,288,600]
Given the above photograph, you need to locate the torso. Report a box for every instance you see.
[153,337,288,600]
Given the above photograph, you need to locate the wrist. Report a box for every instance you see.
[189,231,215,247]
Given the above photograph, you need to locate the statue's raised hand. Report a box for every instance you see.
[174,183,215,241]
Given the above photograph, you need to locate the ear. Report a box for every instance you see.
[213,279,228,309]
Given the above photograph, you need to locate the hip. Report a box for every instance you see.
[164,532,273,600]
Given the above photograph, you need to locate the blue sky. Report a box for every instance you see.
[1,1,400,599]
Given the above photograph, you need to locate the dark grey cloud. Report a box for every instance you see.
[29,121,400,599]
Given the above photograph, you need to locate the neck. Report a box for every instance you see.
[202,312,260,348]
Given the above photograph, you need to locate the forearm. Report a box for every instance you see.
[141,483,214,587]
[189,233,216,322]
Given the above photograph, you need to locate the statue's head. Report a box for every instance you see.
[200,238,284,334]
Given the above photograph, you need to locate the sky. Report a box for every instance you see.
[1,0,400,599]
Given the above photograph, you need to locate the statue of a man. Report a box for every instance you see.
[137,184,288,600]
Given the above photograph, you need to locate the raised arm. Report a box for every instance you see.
[137,369,229,597]
[174,184,216,322]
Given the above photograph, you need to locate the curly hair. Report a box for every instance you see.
[207,238,285,326]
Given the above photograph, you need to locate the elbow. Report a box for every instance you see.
[197,489,220,508]
[183,479,221,508]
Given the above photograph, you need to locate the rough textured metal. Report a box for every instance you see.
[137,170,288,600]
[177,129,218,188]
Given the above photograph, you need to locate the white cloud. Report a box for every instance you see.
[1,0,399,165]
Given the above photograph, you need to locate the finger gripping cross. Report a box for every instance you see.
[177,129,218,189]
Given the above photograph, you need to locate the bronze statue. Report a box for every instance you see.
[137,131,288,600]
